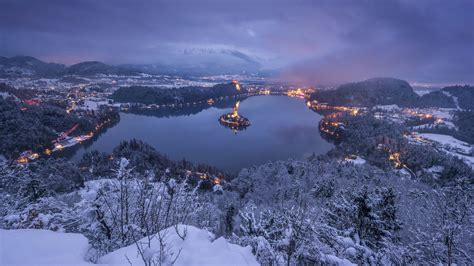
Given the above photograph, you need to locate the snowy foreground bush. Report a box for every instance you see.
[0,225,258,266]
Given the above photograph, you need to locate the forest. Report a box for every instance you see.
[111,83,247,105]
[0,97,93,158]
[326,111,473,186]
[0,95,121,159]
[310,78,474,109]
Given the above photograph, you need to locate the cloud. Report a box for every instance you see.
[0,0,472,84]
[247,29,256,37]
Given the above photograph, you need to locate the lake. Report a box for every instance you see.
[71,96,333,173]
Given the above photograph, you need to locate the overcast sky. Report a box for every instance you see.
[0,0,473,85]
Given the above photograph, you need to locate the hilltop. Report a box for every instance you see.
[420,85,474,110]
[0,56,65,77]
[0,56,139,78]
[310,78,420,107]
[310,77,474,109]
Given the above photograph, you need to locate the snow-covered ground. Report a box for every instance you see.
[418,133,474,169]
[425,108,455,120]
[373,104,400,111]
[99,224,258,266]
[0,225,258,266]
[446,152,474,169]
[342,156,366,165]
[417,108,457,129]
[413,89,432,96]
[81,99,110,110]
[418,133,471,154]
[441,91,460,109]
[0,229,92,265]
[411,120,456,130]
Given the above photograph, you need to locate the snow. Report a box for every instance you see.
[418,133,471,154]
[427,165,444,174]
[446,151,474,169]
[0,225,259,266]
[79,178,116,201]
[343,156,366,165]
[345,247,357,257]
[340,237,355,248]
[411,120,456,130]
[351,156,366,165]
[441,120,456,129]
[81,99,109,110]
[0,229,92,265]
[417,133,474,169]
[374,104,400,111]
[411,124,431,130]
[99,224,259,266]
[428,109,454,120]
[213,184,223,192]
[426,165,444,179]
[323,254,356,266]
[413,89,432,96]
[442,91,460,109]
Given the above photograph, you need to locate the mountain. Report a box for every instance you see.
[417,85,474,110]
[418,90,456,108]
[440,85,474,110]
[0,55,263,78]
[309,77,473,109]
[65,61,139,76]
[0,56,65,77]
[310,77,420,107]
[0,56,139,77]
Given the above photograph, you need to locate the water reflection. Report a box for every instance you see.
[218,101,251,134]
[125,97,246,118]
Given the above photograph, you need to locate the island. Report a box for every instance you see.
[218,101,250,133]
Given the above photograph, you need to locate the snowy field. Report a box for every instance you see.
[418,133,471,154]
[81,99,110,110]
[342,156,366,165]
[418,133,474,169]
[0,225,258,266]
[373,104,400,111]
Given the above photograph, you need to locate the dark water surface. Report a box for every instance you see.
[71,96,333,173]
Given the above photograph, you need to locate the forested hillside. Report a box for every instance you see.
[310,78,474,109]
[111,83,246,105]
[310,78,420,107]
[0,98,93,158]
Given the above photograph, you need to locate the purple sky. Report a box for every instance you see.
[0,0,473,84]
